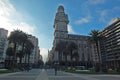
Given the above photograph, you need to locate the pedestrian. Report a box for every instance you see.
[54,66,57,75]
[24,64,29,72]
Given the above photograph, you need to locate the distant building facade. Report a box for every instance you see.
[0,28,8,68]
[34,47,40,64]
[50,6,98,67]
[48,50,53,62]
[34,47,43,66]
[99,18,120,69]
[39,55,43,61]
[27,35,39,64]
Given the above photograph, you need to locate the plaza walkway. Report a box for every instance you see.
[46,69,120,80]
[36,69,48,80]
[0,69,120,80]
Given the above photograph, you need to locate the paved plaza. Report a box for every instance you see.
[0,69,120,80]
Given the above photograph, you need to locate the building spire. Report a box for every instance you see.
[57,5,64,12]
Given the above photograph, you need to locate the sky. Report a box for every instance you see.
[0,0,120,62]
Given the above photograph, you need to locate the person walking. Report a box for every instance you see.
[54,66,57,75]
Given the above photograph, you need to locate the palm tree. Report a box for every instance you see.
[8,30,18,57]
[89,30,100,50]
[63,41,70,68]
[8,30,23,68]
[8,30,28,68]
[24,39,34,65]
[72,50,79,66]
[55,41,66,64]
[67,41,78,68]
[6,47,14,69]
[89,30,101,72]
[17,50,24,65]
[17,32,27,65]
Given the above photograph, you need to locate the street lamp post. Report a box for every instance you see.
[9,42,14,69]
[9,42,17,69]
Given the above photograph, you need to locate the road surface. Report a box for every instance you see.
[0,69,120,80]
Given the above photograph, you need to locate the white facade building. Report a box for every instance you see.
[27,35,39,64]
[0,28,8,68]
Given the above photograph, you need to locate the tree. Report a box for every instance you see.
[89,30,101,72]
[8,30,23,68]
[89,30,100,48]
[17,32,27,65]
[63,41,70,67]
[19,32,27,53]
[72,50,79,66]
[8,30,28,68]
[8,30,24,50]
[17,50,24,64]
[6,47,14,57]
[55,41,66,64]
[6,47,14,69]
[67,41,78,67]
[24,39,34,65]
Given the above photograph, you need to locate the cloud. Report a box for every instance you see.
[0,0,15,16]
[0,0,51,62]
[68,25,76,34]
[0,0,36,36]
[88,0,105,5]
[81,0,105,16]
[15,22,36,34]
[99,10,108,22]
[75,16,91,24]
[40,48,48,62]
[99,6,120,23]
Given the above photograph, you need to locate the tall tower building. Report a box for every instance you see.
[50,5,98,68]
[53,5,69,44]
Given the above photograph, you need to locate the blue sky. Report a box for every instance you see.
[0,0,120,61]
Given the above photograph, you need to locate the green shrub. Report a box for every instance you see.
[0,69,17,74]
[116,68,120,72]
[65,69,75,73]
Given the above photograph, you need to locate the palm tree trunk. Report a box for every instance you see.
[28,54,30,64]
[8,56,11,69]
[25,54,27,64]
[58,51,62,65]
[19,57,22,64]
[70,50,73,68]
[13,43,17,68]
[20,43,25,66]
[58,51,60,63]
[96,41,102,72]
[65,55,67,68]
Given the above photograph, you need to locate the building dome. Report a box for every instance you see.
[58,5,64,12]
